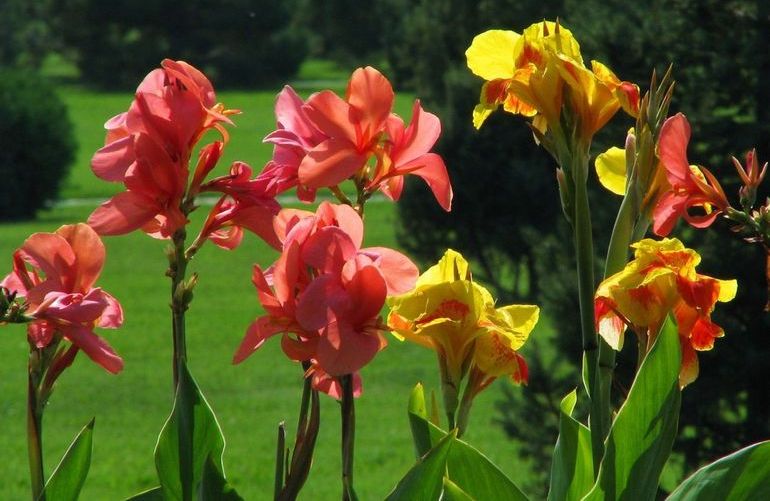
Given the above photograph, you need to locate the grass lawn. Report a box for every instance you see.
[0,79,544,498]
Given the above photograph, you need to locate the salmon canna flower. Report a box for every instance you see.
[595,238,736,387]
[652,113,730,236]
[466,21,639,142]
[88,60,240,239]
[388,249,539,395]
[1,224,124,374]
[263,69,452,210]
[234,202,418,395]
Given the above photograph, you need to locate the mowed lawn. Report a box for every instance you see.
[0,83,541,499]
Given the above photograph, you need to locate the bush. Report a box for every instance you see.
[0,69,75,220]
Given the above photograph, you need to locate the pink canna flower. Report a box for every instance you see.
[371,100,453,211]
[234,202,418,394]
[262,68,453,210]
[652,113,730,236]
[1,224,124,373]
[88,59,239,239]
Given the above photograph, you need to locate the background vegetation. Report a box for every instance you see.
[0,0,768,498]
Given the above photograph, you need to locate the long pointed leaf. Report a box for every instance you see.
[667,440,770,500]
[584,316,681,500]
[408,383,434,457]
[154,362,237,500]
[125,486,164,500]
[198,454,243,501]
[385,431,456,500]
[548,390,594,501]
[442,478,474,501]
[41,418,94,501]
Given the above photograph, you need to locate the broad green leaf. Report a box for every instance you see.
[407,396,528,501]
[41,418,94,501]
[446,435,528,501]
[385,431,455,500]
[198,454,243,501]
[585,316,681,500]
[408,383,434,457]
[125,486,164,501]
[547,390,594,501]
[667,440,770,500]
[442,478,474,501]
[155,362,232,501]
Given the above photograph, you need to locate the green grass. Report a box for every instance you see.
[0,82,543,498]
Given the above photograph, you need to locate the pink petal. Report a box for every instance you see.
[304,91,358,143]
[233,316,284,364]
[344,265,387,325]
[20,233,75,288]
[298,138,368,188]
[296,275,350,331]
[97,291,124,328]
[55,223,105,292]
[232,205,281,249]
[652,191,687,236]
[63,324,123,374]
[316,320,381,376]
[301,227,358,274]
[346,67,394,136]
[394,100,441,166]
[88,192,158,236]
[398,153,453,211]
[360,247,418,295]
[92,136,135,182]
[659,113,694,186]
[274,86,326,147]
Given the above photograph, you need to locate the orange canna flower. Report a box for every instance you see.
[595,238,736,386]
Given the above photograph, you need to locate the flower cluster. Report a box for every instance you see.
[88,59,279,248]
[263,67,453,211]
[2,224,124,374]
[465,21,639,143]
[595,238,736,386]
[234,202,418,398]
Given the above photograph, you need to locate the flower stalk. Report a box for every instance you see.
[340,374,357,501]
[27,350,46,501]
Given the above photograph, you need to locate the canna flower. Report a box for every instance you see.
[653,113,730,236]
[595,238,736,387]
[387,249,538,394]
[234,202,418,394]
[466,21,639,141]
[263,69,452,210]
[88,59,240,239]
[1,224,124,373]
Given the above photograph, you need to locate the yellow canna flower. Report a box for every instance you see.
[466,20,639,143]
[595,238,736,387]
[387,249,538,383]
[595,146,628,195]
[388,249,539,432]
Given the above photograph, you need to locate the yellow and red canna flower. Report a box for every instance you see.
[595,238,736,387]
[466,21,639,142]
[387,249,539,392]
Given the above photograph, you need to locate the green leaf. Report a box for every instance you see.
[198,454,243,501]
[547,390,594,501]
[445,435,528,501]
[585,316,682,500]
[442,478,475,501]
[385,431,455,500]
[407,395,527,501]
[124,487,164,501]
[667,440,770,500]
[154,362,233,501]
[408,383,434,457]
[41,418,94,501]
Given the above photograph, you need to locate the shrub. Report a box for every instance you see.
[0,69,75,220]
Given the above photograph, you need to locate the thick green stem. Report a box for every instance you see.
[170,227,189,388]
[573,176,603,467]
[27,365,45,501]
[340,375,357,501]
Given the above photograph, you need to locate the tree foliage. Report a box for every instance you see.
[53,0,308,89]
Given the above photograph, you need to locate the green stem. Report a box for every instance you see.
[170,227,189,389]
[569,148,604,468]
[340,375,357,501]
[27,365,45,501]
